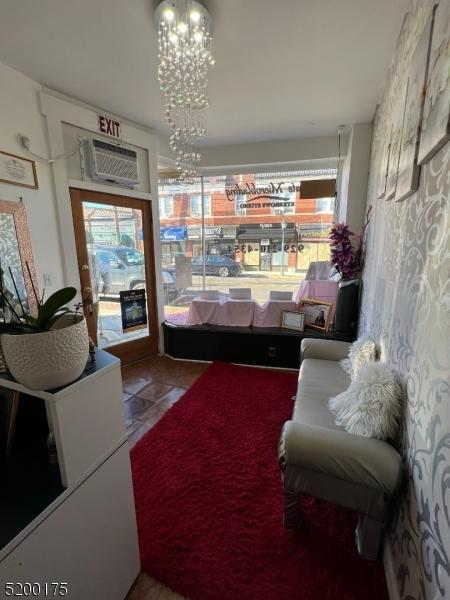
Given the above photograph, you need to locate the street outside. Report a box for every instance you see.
[96,271,305,336]
[188,271,303,304]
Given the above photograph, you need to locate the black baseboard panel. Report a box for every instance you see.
[163,323,355,369]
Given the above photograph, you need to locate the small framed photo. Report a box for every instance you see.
[299,299,333,332]
[0,151,38,189]
[281,311,305,332]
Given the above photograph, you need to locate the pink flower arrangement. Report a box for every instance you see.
[329,223,362,280]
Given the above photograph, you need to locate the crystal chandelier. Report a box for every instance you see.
[155,0,214,184]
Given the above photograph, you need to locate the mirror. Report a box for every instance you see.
[0,200,39,317]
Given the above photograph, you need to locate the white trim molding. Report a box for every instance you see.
[40,89,165,349]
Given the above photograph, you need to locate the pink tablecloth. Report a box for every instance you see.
[186,298,256,326]
[253,300,298,327]
[295,280,339,308]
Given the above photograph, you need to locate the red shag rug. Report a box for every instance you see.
[131,362,388,600]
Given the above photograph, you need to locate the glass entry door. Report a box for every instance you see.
[70,188,159,363]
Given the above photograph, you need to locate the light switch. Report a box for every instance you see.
[43,273,52,287]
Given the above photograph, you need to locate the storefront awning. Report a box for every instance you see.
[160,227,186,241]
[187,225,237,240]
[237,223,296,240]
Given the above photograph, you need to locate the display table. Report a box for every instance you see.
[186,297,256,327]
[0,349,140,600]
[186,297,297,328]
[253,300,298,327]
[295,280,339,310]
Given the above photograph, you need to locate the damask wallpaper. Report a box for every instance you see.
[360,1,450,599]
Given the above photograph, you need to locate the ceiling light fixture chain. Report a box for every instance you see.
[155,0,214,184]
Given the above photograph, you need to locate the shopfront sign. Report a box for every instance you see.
[225,181,301,202]
[187,225,236,240]
[237,223,296,238]
[160,226,186,241]
[298,223,331,240]
[225,181,299,211]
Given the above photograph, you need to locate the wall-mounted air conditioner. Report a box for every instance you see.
[83,138,139,188]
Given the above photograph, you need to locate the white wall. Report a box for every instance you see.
[0,61,165,346]
[0,62,64,293]
[159,133,349,176]
[40,91,164,337]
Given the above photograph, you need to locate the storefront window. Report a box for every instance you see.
[159,196,173,218]
[235,194,246,216]
[191,195,211,217]
[158,169,336,325]
[316,197,334,213]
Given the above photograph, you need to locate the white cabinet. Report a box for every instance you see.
[0,350,140,600]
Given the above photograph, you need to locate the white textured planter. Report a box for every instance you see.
[2,315,89,390]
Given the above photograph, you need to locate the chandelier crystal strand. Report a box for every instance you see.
[155,0,214,183]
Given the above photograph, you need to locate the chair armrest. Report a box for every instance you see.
[300,338,351,362]
[279,420,402,496]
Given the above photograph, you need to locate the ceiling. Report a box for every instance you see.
[0,0,409,146]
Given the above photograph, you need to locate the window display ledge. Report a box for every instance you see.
[163,322,355,369]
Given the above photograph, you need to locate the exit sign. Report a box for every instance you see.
[98,114,121,139]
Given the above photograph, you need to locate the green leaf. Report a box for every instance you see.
[24,315,39,326]
[36,287,77,330]
[46,309,73,330]
[0,322,37,334]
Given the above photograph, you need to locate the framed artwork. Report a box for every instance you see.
[281,311,305,332]
[0,200,39,315]
[418,0,450,164]
[396,17,434,201]
[377,126,392,199]
[385,81,409,201]
[299,299,333,333]
[0,152,38,189]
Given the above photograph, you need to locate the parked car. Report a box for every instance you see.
[191,255,242,277]
[95,246,180,303]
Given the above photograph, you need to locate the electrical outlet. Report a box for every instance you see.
[268,347,276,357]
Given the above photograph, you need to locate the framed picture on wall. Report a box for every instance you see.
[396,16,434,202]
[0,151,38,189]
[299,299,333,333]
[418,0,450,165]
[377,127,392,199]
[385,81,408,201]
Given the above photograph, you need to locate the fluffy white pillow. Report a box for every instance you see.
[340,338,377,379]
[329,362,402,440]
[339,358,353,377]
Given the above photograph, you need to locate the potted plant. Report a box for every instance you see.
[329,222,364,335]
[0,286,89,390]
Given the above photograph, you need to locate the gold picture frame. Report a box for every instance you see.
[0,151,38,189]
[299,299,333,333]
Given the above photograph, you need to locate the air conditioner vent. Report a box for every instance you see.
[84,138,139,188]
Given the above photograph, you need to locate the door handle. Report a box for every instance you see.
[81,264,89,271]
[82,287,94,316]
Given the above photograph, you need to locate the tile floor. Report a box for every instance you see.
[122,354,209,449]
[123,354,209,600]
